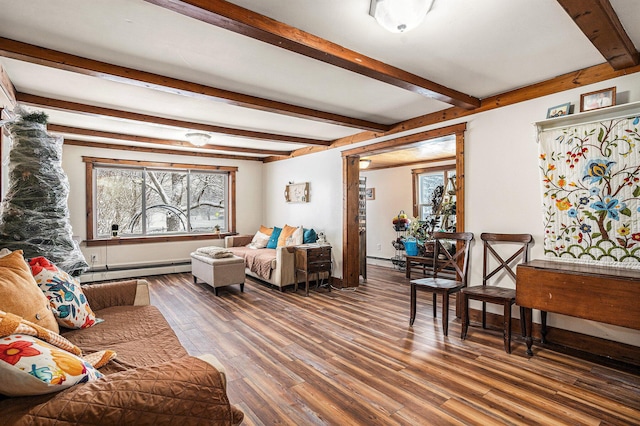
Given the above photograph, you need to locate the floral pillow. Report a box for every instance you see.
[248,230,271,249]
[0,334,103,397]
[29,257,97,329]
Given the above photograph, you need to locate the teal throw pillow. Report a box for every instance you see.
[303,228,318,244]
[266,227,282,249]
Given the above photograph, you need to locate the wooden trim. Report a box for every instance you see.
[16,93,331,146]
[344,123,466,290]
[455,131,465,239]
[342,155,361,288]
[81,156,238,172]
[52,125,291,156]
[411,164,456,175]
[143,0,479,110]
[0,37,386,132]
[341,123,467,157]
[230,171,236,233]
[556,0,640,70]
[65,139,263,162]
[85,161,94,240]
[84,157,237,240]
[0,64,16,107]
[85,233,229,247]
[269,61,640,163]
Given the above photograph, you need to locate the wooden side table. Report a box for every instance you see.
[294,244,332,296]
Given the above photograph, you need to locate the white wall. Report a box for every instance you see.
[263,72,640,346]
[61,145,264,280]
[263,149,343,275]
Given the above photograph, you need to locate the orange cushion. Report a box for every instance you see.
[277,224,298,247]
[259,225,273,236]
[0,250,59,333]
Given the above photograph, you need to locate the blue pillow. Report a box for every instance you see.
[266,227,282,249]
[303,228,317,244]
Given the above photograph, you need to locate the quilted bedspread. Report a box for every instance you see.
[0,356,243,425]
[0,304,244,425]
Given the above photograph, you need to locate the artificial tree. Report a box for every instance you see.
[0,107,87,276]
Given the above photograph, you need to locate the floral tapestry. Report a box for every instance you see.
[538,114,640,268]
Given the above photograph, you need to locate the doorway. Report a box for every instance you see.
[341,122,467,288]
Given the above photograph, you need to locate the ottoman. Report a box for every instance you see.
[190,252,246,296]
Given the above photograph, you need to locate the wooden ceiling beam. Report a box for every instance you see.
[556,0,639,70]
[264,61,640,162]
[0,37,386,132]
[16,93,331,146]
[64,139,263,161]
[48,124,292,156]
[143,0,480,110]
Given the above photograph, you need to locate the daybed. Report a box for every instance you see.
[224,234,296,289]
[0,277,244,425]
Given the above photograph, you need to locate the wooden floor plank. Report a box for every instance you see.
[142,265,640,425]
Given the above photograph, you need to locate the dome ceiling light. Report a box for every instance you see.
[369,0,434,33]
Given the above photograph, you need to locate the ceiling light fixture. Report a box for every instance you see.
[185,132,211,147]
[369,0,434,33]
[359,159,372,169]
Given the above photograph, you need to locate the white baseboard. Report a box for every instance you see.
[80,263,191,283]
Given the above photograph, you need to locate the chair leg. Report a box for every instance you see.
[460,292,468,340]
[442,292,449,336]
[503,302,512,354]
[482,301,487,329]
[519,306,526,338]
[432,293,437,318]
[410,284,417,326]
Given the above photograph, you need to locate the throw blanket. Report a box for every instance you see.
[226,247,274,280]
[196,246,234,259]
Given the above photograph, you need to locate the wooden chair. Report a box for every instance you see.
[460,233,533,353]
[409,231,474,336]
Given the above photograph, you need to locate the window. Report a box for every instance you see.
[84,157,237,243]
[413,165,456,222]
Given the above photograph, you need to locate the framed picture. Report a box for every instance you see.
[580,87,616,112]
[284,182,309,203]
[365,187,375,200]
[546,102,571,119]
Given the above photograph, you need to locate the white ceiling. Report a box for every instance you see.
[0,0,638,162]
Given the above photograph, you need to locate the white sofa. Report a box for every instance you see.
[224,235,297,289]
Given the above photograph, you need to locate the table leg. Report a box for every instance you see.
[406,259,411,279]
[442,292,449,336]
[524,307,533,356]
[305,273,310,297]
[410,284,417,326]
[541,310,548,344]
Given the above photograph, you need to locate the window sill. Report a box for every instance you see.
[85,233,235,247]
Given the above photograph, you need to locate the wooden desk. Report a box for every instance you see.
[516,259,640,356]
[294,244,332,296]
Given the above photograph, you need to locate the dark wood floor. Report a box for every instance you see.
[144,265,640,425]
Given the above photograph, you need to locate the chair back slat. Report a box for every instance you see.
[481,232,533,286]
[431,231,474,285]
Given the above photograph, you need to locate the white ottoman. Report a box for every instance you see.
[190,252,245,296]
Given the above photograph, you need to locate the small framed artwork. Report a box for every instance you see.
[580,87,616,112]
[365,188,375,200]
[546,102,571,119]
[284,182,309,203]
